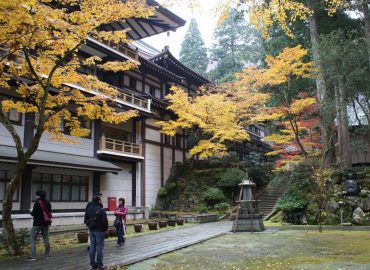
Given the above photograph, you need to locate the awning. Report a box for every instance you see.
[0,145,121,173]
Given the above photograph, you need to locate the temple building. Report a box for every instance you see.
[0,0,269,227]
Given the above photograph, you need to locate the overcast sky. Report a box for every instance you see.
[142,1,219,58]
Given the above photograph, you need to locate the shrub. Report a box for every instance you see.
[276,192,308,224]
[214,202,231,214]
[195,204,208,213]
[157,187,168,197]
[0,228,30,254]
[216,168,245,188]
[202,187,225,207]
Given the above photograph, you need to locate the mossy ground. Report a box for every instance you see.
[122,230,370,270]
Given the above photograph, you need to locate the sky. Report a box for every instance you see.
[142,1,220,58]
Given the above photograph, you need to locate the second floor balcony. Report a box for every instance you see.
[97,136,144,160]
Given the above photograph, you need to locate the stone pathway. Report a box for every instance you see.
[2,221,232,270]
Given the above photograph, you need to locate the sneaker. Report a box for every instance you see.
[26,257,36,261]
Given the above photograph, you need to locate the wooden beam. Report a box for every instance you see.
[140,118,146,206]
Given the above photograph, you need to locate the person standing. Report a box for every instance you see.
[86,192,103,250]
[84,195,108,270]
[27,190,52,261]
[114,197,128,247]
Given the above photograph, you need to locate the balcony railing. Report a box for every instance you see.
[64,82,151,112]
[98,136,143,158]
[87,37,139,62]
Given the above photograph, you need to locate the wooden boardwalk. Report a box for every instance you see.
[2,221,232,270]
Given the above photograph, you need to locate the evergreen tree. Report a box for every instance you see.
[208,9,263,83]
[179,18,209,76]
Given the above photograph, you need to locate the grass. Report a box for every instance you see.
[121,230,370,270]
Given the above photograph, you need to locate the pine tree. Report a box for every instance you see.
[208,9,263,83]
[179,18,209,76]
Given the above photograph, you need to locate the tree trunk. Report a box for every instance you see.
[334,84,343,163]
[307,0,335,166]
[2,159,27,255]
[362,1,370,68]
[338,78,352,168]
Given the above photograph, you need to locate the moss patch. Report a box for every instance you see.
[121,230,370,270]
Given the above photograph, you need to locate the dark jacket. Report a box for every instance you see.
[30,199,52,226]
[84,202,108,232]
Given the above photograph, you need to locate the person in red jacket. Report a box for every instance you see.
[114,198,128,246]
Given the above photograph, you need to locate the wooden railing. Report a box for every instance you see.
[89,37,139,61]
[114,87,151,111]
[99,136,142,157]
[66,82,151,112]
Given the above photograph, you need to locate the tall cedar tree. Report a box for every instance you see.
[208,9,263,83]
[179,18,209,77]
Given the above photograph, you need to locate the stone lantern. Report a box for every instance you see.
[232,172,265,232]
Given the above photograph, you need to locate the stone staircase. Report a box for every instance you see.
[222,189,283,221]
[255,191,282,217]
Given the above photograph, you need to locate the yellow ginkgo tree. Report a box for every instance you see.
[0,0,153,255]
[157,86,249,158]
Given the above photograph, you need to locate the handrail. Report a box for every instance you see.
[99,136,142,156]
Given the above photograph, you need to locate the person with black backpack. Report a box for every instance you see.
[85,192,103,251]
[84,195,108,270]
[27,190,52,261]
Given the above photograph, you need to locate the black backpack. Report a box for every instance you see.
[86,209,100,229]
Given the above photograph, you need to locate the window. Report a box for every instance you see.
[32,173,88,202]
[149,85,156,97]
[78,65,96,76]
[0,170,19,202]
[175,134,182,148]
[129,77,137,90]
[0,96,22,125]
[164,134,172,145]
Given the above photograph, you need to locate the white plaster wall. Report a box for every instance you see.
[146,127,160,142]
[175,149,183,163]
[37,122,95,157]
[0,115,24,147]
[100,162,132,207]
[163,147,172,184]
[145,143,161,208]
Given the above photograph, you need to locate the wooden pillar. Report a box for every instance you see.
[182,129,186,162]
[132,118,137,143]
[23,113,35,148]
[160,134,164,187]
[140,118,146,206]
[131,163,137,206]
[93,120,102,157]
[92,172,101,197]
[20,165,33,213]
[172,136,175,165]
[142,74,146,93]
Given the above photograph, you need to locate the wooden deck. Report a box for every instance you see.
[2,221,232,270]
